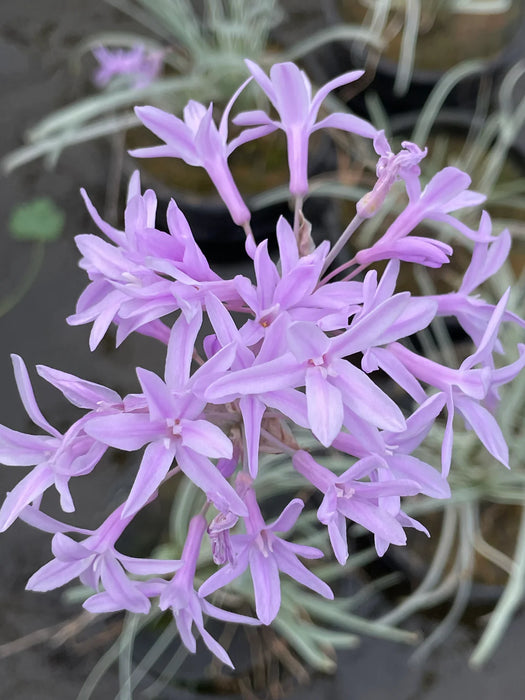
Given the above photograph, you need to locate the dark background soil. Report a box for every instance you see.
[1,1,525,698]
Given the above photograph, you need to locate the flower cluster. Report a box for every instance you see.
[1,61,524,667]
[92,44,164,90]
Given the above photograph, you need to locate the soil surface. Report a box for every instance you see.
[1,1,525,699]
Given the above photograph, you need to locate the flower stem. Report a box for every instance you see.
[0,242,45,317]
[242,221,256,257]
[293,195,303,240]
[260,427,297,456]
[470,499,525,668]
[322,213,363,274]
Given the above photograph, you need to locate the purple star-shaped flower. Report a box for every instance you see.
[355,166,489,268]
[0,356,110,531]
[206,291,437,447]
[235,60,376,196]
[26,502,181,614]
[389,290,525,474]
[131,81,274,227]
[293,450,426,562]
[93,44,163,89]
[85,310,246,517]
[159,515,260,667]
[199,486,333,625]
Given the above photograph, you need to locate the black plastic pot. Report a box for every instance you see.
[316,0,525,118]
[128,132,339,264]
[385,502,517,609]
[152,190,337,266]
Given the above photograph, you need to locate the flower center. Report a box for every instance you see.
[335,483,355,500]
[259,303,281,328]
[166,417,182,437]
[121,271,142,287]
[255,529,274,557]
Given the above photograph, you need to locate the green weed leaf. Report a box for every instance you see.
[9,197,65,242]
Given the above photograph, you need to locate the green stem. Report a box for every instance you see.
[0,242,45,317]
[409,502,475,664]
[378,505,458,626]
[117,613,140,700]
[322,213,364,273]
[470,499,525,668]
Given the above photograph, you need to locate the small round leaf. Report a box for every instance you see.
[9,197,65,242]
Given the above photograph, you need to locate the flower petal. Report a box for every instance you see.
[181,419,232,459]
[456,395,509,467]
[123,440,176,518]
[269,498,304,533]
[249,546,281,624]
[334,359,405,432]
[177,448,247,516]
[11,355,60,437]
[85,413,163,450]
[273,539,333,600]
[239,397,265,477]
[0,463,55,532]
[26,555,91,592]
[36,365,121,409]
[306,366,344,447]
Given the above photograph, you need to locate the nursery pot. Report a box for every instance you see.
[387,500,520,607]
[319,0,525,116]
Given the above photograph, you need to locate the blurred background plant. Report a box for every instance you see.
[1,0,383,175]
[0,196,65,319]
[320,0,523,104]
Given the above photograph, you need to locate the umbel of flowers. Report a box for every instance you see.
[1,61,524,667]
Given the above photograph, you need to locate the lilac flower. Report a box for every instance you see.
[26,503,181,614]
[0,356,109,531]
[93,45,163,89]
[332,401,450,555]
[425,224,525,347]
[159,515,259,667]
[233,217,362,345]
[206,291,438,446]
[85,310,247,518]
[235,60,376,196]
[333,395,451,500]
[355,166,489,268]
[69,173,176,348]
[199,487,333,625]
[69,171,235,348]
[389,291,525,474]
[293,450,427,561]
[131,79,274,227]
[356,132,427,218]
